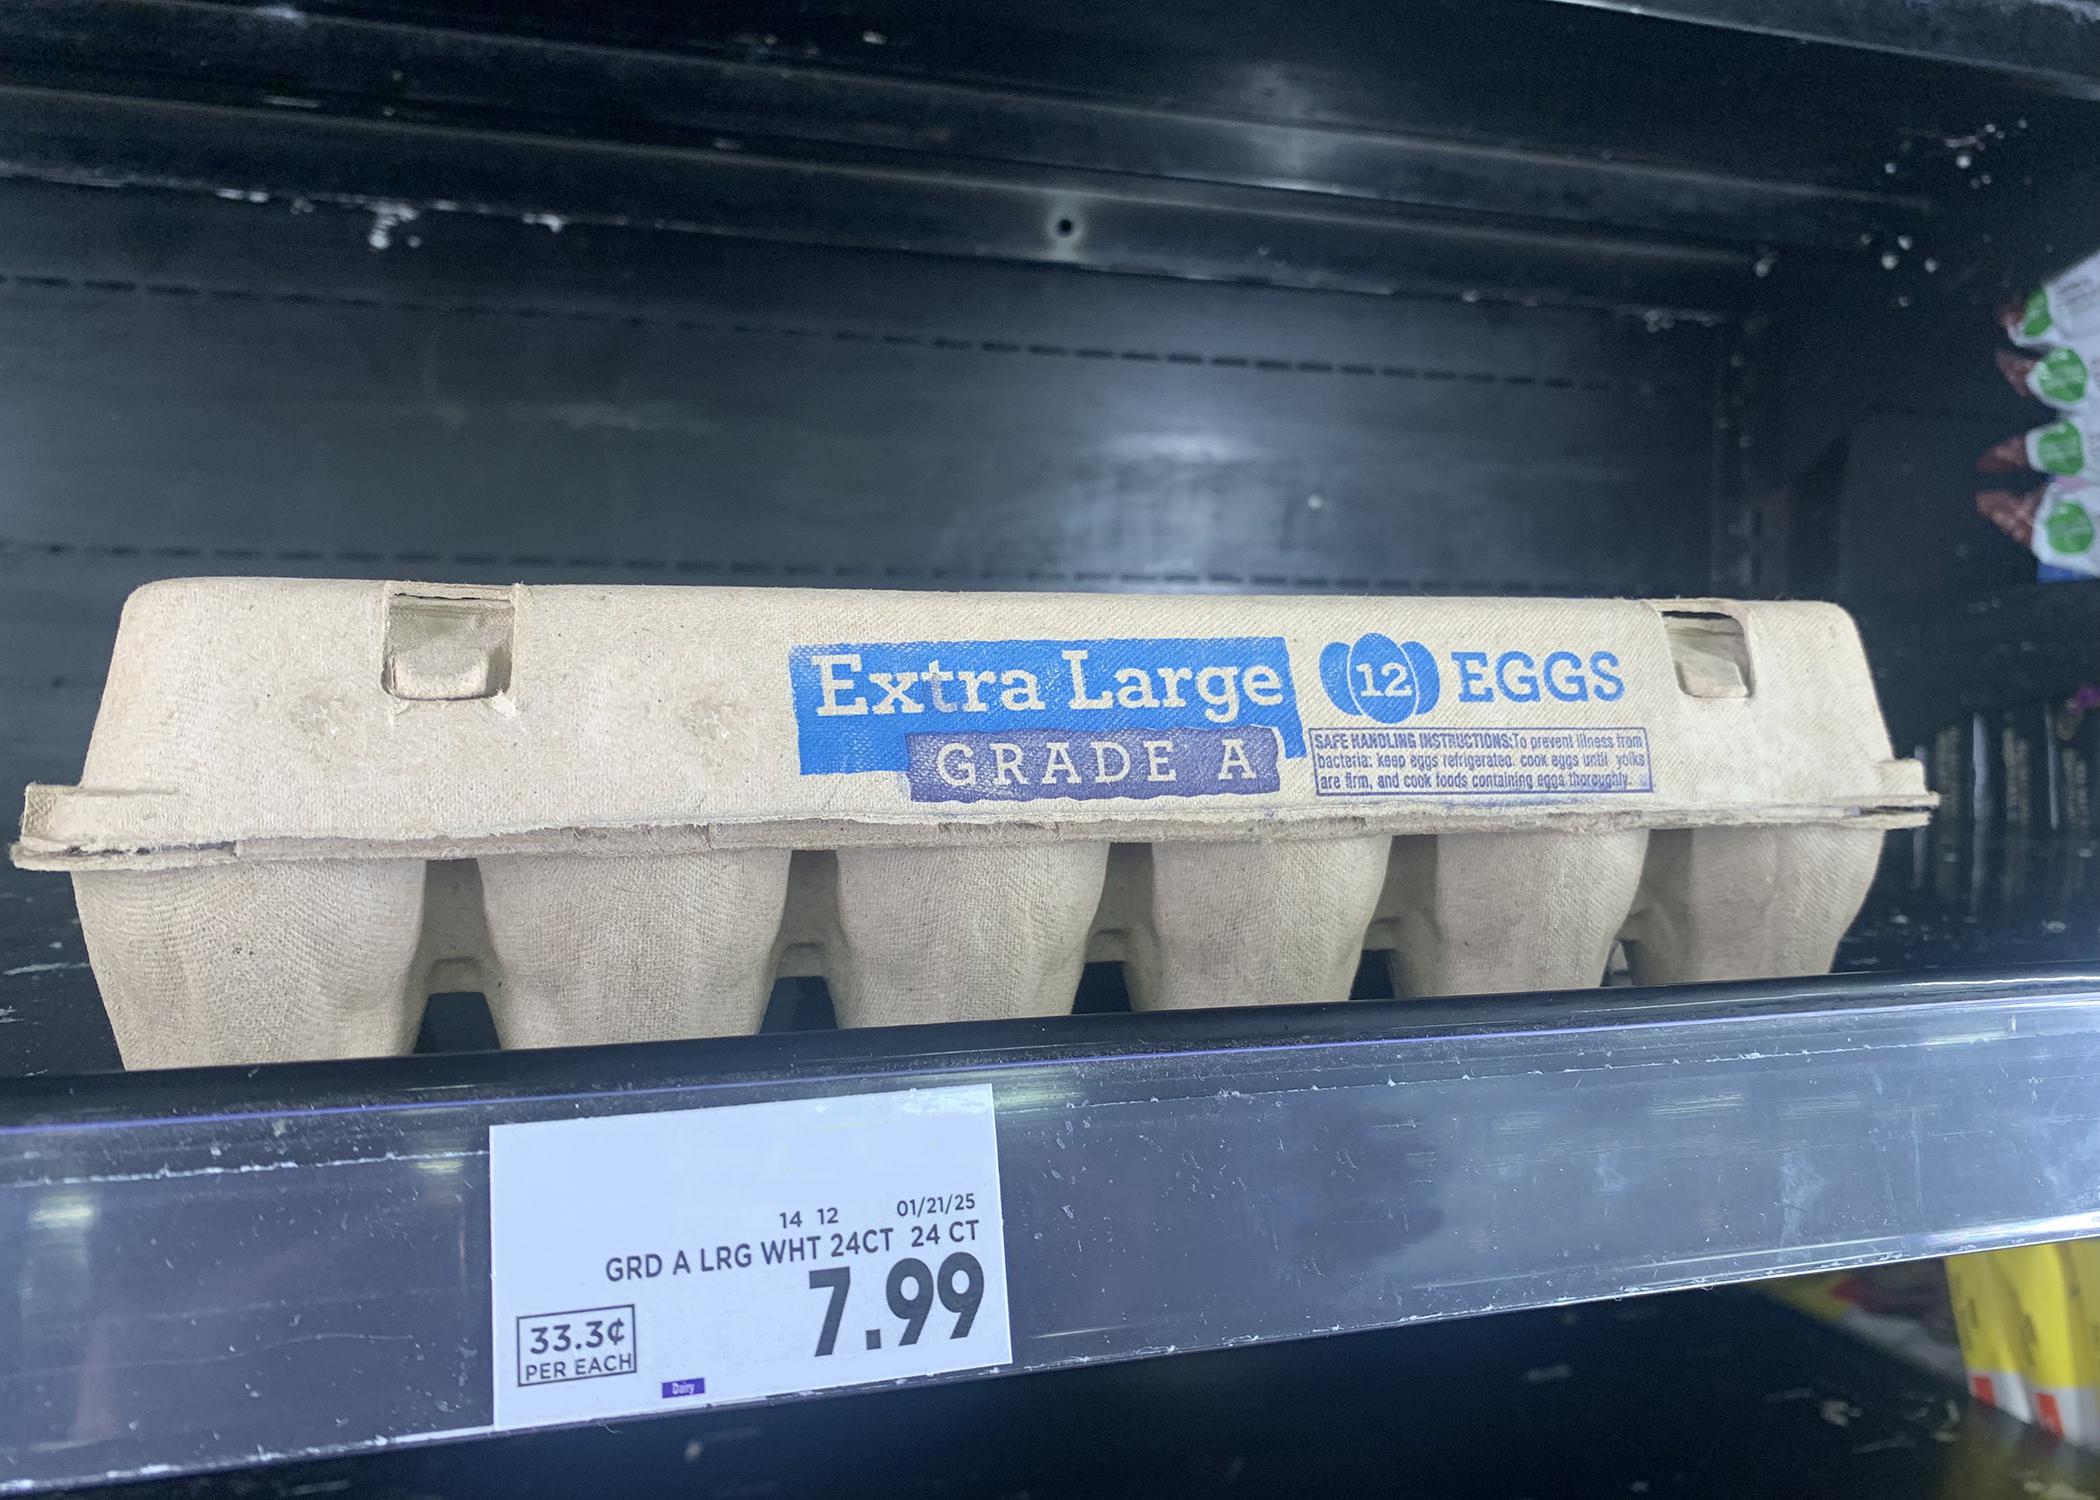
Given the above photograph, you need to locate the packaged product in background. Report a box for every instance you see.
[1993,1242,2100,1444]
[2061,1242,2100,1398]
[1979,417,2100,479]
[1945,1251,2037,1421]
[1996,346,2096,413]
[2032,480,2100,575]
[1976,486,2042,549]
[1763,1268,1964,1380]
[2003,250,2100,348]
[1975,479,2100,577]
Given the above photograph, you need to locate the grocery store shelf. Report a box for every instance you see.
[0,0,1922,256]
[49,1290,2100,1500]
[8,966,2100,1491]
[1856,582,2100,746]
[1548,0,2100,97]
[1842,825,2100,973]
[0,0,2066,308]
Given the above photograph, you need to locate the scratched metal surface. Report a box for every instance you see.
[5,968,2100,1488]
[35,1289,2100,1500]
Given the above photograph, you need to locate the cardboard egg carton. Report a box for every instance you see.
[12,580,1934,1069]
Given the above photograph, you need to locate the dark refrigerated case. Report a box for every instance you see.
[2,2,2099,1495]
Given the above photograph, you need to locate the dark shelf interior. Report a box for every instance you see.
[6,5,2100,1489]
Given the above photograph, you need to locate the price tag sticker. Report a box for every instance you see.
[488,1085,1010,1430]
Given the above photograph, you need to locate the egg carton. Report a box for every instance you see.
[12,580,1934,1069]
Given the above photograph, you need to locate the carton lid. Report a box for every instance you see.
[14,579,1933,870]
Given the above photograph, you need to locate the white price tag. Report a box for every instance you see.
[488,1085,1010,1430]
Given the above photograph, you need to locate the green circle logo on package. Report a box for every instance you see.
[2037,423,2088,476]
[2023,288,2055,341]
[2045,498,2096,557]
[2038,348,2091,405]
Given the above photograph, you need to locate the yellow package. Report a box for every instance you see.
[1994,1242,2100,1443]
[1946,1251,2036,1423]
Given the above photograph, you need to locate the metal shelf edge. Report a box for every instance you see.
[5,965,2100,1491]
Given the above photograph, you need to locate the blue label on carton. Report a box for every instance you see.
[788,638,1305,794]
[904,727,1279,802]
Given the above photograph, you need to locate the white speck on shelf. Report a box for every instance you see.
[3,961,88,976]
[1754,251,1777,278]
[1306,493,1325,510]
[522,213,567,233]
[214,188,270,204]
[365,202,418,250]
[1891,912,1910,925]
[254,2,305,20]
[1924,258,1939,273]
[1897,235,1914,250]
[1820,1398,1864,1428]
[47,941,61,949]
[1881,252,1900,270]
[1461,289,1480,303]
[0,1008,15,1024]
[862,29,886,43]
[2046,919,2068,933]
[1061,1204,1075,1219]
[1884,161,1898,174]
[1956,152,1974,169]
[1522,1363,1572,1384]
[405,235,422,249]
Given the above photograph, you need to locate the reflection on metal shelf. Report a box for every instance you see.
[41,1292,2100,1500]
[1843,825,2100,974]
[1546,0,2100,96]
[4,968,2100,1489]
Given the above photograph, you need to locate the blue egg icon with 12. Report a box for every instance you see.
[1319,633,1441,724]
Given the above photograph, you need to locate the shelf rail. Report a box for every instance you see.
[5,967,2100,1491]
